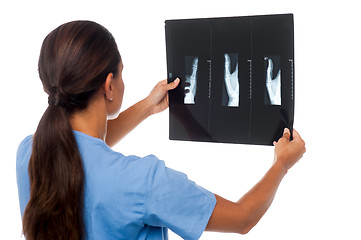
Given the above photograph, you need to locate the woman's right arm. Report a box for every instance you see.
[206,128,306,234]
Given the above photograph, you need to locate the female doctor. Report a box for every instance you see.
[16,20,305,240]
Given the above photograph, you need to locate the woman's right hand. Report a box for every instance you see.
[273,128,306,173]
[145,78,180,115]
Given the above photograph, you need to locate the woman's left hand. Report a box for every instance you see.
[145,78,180,115]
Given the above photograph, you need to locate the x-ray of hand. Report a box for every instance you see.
[266,58,281,105]
[184,57,198,104]
[224,54,239,107]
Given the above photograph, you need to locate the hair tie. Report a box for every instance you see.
[48,87,66,107]
[48,97,65,107]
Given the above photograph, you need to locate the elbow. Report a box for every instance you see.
[238,225,253,235]
[235,205,262,234]
[237,220,257,235]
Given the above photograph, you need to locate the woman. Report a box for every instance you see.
[16,20,305,240]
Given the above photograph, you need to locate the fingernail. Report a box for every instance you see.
[284,128,289,134]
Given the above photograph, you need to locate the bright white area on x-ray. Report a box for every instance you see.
[265,56,281,105]
[224,53,239,107]
[1,0,360,239]
[184,56,198,104]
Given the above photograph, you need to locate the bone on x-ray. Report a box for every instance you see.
[184,57,198,104]
[266,57,281,105]
[224,53,239,107]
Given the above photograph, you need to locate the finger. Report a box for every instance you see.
[282,128,291,141]
[267,59,273,80]
[166,78,180,90]
[159,79,168,85]
[224,54,231,75]
[165,92,169,106]
[291,129,305,149]
[292,128,301,140]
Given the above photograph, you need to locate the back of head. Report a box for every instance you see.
[22,20,121,240]
[39,20,121,112]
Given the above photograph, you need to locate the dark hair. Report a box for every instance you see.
[22,20,121,240]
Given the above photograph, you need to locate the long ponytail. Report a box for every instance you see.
[22,20,121,240]
[24,105,84,239]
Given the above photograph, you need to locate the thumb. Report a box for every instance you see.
[167,78,180,90]
[282,128,291,141]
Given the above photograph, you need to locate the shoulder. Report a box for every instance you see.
[16,135,33,216]
[17,135,32,155]
[74,131,162,185]
[74,130,159,170]
[16,135,33,168]
[112,154,162,183]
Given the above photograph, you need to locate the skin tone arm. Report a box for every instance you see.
[206,128,306,234]
[105,78,180,147]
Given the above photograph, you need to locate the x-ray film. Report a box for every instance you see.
[165,14,294,145]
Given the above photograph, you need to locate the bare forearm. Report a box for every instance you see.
[105,79,180,147]
[105,99,152,147]
[237,161,287,232]
[207,162,286,234]
[206,129,305,235]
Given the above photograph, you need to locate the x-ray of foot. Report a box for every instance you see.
[184,57,198,104]
[266,58,281,105]
[224,53,239,107]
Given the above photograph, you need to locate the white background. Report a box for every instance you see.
[1,0,360,239]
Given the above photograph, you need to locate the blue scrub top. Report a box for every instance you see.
[16,131,216,240]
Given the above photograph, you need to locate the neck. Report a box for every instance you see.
[69,95,108,141]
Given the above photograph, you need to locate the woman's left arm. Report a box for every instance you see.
[105,78,179,147]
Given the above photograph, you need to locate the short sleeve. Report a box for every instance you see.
[16,135,33,217]
[143,156,216,240]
